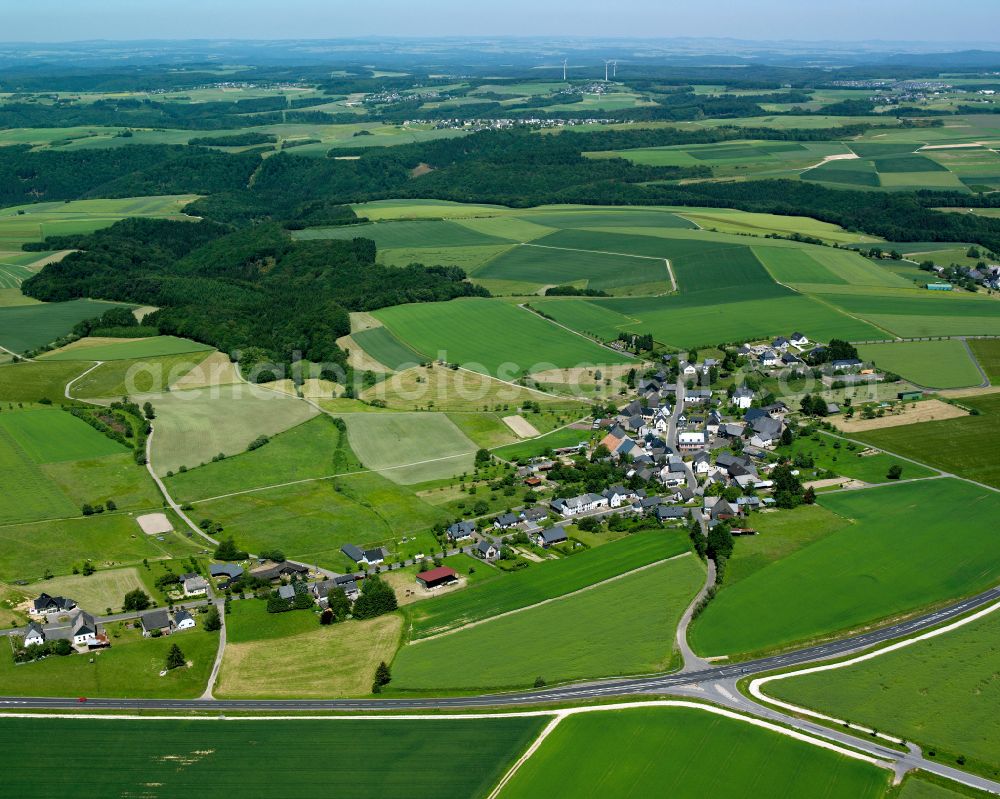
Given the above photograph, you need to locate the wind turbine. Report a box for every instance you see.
[612,60,618,78]
[562,59,568,82]
[604,59,611,82]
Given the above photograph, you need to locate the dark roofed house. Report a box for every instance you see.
[32,593,76,616]
[446,520,477,541]
[474,539,499,561]
[250,560,309,582]
[140,609,172,638]
[656,506,689,522]
[494,513,520,530]
[340,545,387,566]
[23,621,45,647]
[521,506,550,523]
[416,566,459,590]
[210,563,244,580]
[535,526,568,548]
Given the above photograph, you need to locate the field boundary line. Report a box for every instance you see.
[410,552,691,644]
[453,364,589,403]
[517,303,640,361]
[748,598,1000,754]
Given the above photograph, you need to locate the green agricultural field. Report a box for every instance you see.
[167,415,362,503]
[392,554,703,690]
[70,351,214,399]
[0,512,199,582]
[373,298,633,374]
[690,479,1000,658]
[673,207,879,244]
[897,776,996,799]
[0,419,79,525]
[855,393,1000,488]
[474,241,672,295]
[293,219,516,248]
[42,335,213,361]
[192,470,447,569]
[409,532,690,638]
[0,407,124,462]
[777,432,934,484]
[492,425,594,459]
[42,450,163,511]
[803,158,880,187]
[146,384,319,476]
[755,246,909,289]
[0,195,197,250]
[538,290,881,350]
[0,299,131,354]
[444,412,517,448]
[0,715,544,799]
[856,340,984,388]
[351,326,425,370]
[968,339,1000,383]
[501,706,889,799]
[808,290,1000,338]
[767,608,1000,774]
[0,626,218,698]
[0,360,90,402]
[341,411,477,484]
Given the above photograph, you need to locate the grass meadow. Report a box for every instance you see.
[0,625,218,698]
[70,350,214,399]
[351,325,425,370]
[856,340,985,388]
[856,393,1000,489]
[767,607,1000,775]
[167,415,362,502]
[0,360,91,402]
[146,384,318,475]
[491,425,594,459]
[391,554,704,690]
[408,532,691,638]
[776,432,934,484]
[968,339,1000,383]
[373,298,633,373]
[29,566,151,614]
[341,411,478,484]
[500,706,889,799]
[690,479,1000,658]
[0,715,544,799]
[216,599,402,698]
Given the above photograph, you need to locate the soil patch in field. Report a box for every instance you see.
[136,513,173,535]
[834,400,967,432]
[502,414,541,438]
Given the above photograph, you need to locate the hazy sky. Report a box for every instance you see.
[3,0,998,43]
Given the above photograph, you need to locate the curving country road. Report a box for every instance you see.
[3,584,998,712]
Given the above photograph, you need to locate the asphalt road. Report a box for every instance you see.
[3,584,997,711]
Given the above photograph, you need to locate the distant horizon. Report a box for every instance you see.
[2,1,997,45]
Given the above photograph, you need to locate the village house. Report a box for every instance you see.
[140,609,172,638]
[535,526,568,548]
[446,520,477,541]
[550,493,608,517]
[340,545,388,567]
[23,621,45,647]
[182,573,209,597]
[250,560,309,582]
[603,486,637,508]
[209,563,244,588]
[313,574,361,603]
[474,539,499,561]
[678,431,706,452]
[493,513,520,530]
[174,609,196,631]
[790,332,809,347]
[31,593,76,616]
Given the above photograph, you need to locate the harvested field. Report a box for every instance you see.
[169,351,241,390]
[834,399,967,432]
[502,414,540,437]
[216,613,403,698]
[30,567,148,614]
[136,512,173,535]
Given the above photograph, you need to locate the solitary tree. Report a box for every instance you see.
[122,589,151,612]
[886,464,903,480]
[372,661,392,693]
[165,643,185,670]
[203,606,222,632]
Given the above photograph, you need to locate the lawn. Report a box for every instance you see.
[777,431,935,483]
[445,412,518,448]
[474,241,672,295]
[351,326,425,370]
[42,335,213,361]
[856,393,1000,488]
[341,411,478,484]
[408,531,692,638]
[373,298,633,374]
[0,625,218,698]
[192,470,447,569]
[391,554,704,690]
[690,479,1000,658]
[0,715,544,799]
[767,608,1000,775]
[217,606,402,698]
[70,350,214,399]
[491,425,594,459]
[0,513,200,582]
[500,706,889,799]
[0,299,131,354]
[856,340,984,388]
[0,360,92,402]
[146,384,319,476]
[968,338,1000,383]
[29,566,151,615]
[42,451,163,512]
[166,415,362,503]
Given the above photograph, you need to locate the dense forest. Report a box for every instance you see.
[22,219,487,372]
